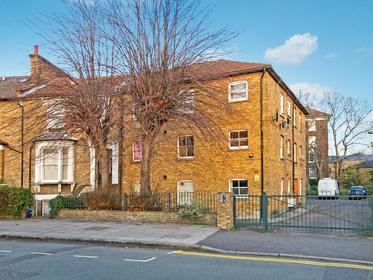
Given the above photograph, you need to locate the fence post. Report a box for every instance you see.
[232,195,236,228]
[261,192,268,232]
[168,193,171,212]
[122,194,128,211]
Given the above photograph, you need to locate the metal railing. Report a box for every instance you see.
[234,193,373,232]
[61,192,217,213]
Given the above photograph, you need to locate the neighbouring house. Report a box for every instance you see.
[305,107,330,181]
[0,46,308,215]
[329,153,373,180]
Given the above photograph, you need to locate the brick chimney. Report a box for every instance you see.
[30,45,40,84]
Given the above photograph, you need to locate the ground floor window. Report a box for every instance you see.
[35,142,74,184]
[229,179,248,196]
[177,180,194,205]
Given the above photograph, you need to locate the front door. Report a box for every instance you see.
[177,181,193,206]
[293,178,299,205]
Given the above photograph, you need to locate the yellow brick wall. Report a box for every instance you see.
[0,70,307,196]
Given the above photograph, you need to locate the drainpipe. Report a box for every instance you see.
[292,104,295,194]
[260,68,266,195]
[28,141,36,191]
[17,100,24,188]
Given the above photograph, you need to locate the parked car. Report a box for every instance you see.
[348,186,368,199]
[318,178,339,198]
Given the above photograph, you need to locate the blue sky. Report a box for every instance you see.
[0,0,372,102]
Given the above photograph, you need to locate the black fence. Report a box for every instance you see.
[234,193,373,233]
[62,192,217,213]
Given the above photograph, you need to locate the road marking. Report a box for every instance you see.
[167,251,177,255]
[73,255,98,259]
[0,250,12,253]
[124,257,156,263]
[31,252,53,256]
[174,250,373,271]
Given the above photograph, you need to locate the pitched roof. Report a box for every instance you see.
[355,160,373,169]
[306,107,330,118]
[187,59,270,80]
[0,76,33,100]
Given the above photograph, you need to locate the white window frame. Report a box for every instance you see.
[280,94,284,116]
[177,135,195,159]
[299,112,302,131]
[179,89,195,114]
[287,101,291,117]
[293,108,297,127]
[280,136,284,159]
[308,119,316,131]
[229,179,249,196]
[44,100,65,130]
[287,140,291,155]
[309,167,317,179]
[229,130,248,150]
[107,141,119,184]
[228,81,248,102]
[294,143,297,163]
[35,141,74,184]
[309,150,315,163]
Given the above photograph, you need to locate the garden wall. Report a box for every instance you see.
[58,209,216,225]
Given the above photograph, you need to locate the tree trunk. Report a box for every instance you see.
[97,143,111,191]
[140,135,153,195]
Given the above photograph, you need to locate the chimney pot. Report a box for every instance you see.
[34,45,39,57]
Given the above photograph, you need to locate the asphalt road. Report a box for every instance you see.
[0,239,372,280]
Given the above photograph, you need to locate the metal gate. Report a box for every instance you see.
[233,193,373,232]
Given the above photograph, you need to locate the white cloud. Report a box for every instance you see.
[324,52,337,59]
[354,46,373,54]
[290,82,332,105]
[264,33,318,64]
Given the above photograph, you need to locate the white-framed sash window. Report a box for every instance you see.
[228,81,248,102]
[35,142,74,184]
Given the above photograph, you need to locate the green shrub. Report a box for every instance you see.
[62,196,84,209]
[49,196,84,218]
[0,186,34,218]
[178,202,206,218]
[49,196,63,218]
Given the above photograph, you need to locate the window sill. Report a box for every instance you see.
[228,98,248,103]
[177,157,195,161]
[38,181,74,185]
[229,147,249,151]
[132,160,142,164]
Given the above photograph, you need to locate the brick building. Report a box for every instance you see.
[0,47,308,213]
[305,107,330,180]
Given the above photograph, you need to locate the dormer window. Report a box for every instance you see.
[228,81,248,102]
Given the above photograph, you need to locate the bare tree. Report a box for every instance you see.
[34,0,120,191]
[108,0,234,194]
[321,92,373,180]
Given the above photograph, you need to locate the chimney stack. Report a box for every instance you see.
[34,45,39,57]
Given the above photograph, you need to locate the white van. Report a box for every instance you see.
[318,178,339,198]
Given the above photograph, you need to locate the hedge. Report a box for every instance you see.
[0,186,34,218]
[49,196,84,218]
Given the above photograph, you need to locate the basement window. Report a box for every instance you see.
[229,179,248,196]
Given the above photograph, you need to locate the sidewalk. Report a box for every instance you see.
[0,218,218,248]
[1,218,372,263]
[199,230,373,262]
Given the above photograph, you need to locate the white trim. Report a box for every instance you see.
[107,141,118,184]
[34,194,58,200]
[228,81,248,102]
[89,141,96,187]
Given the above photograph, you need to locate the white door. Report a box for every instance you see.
[42,200,51,216]
[177,181,194,205]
